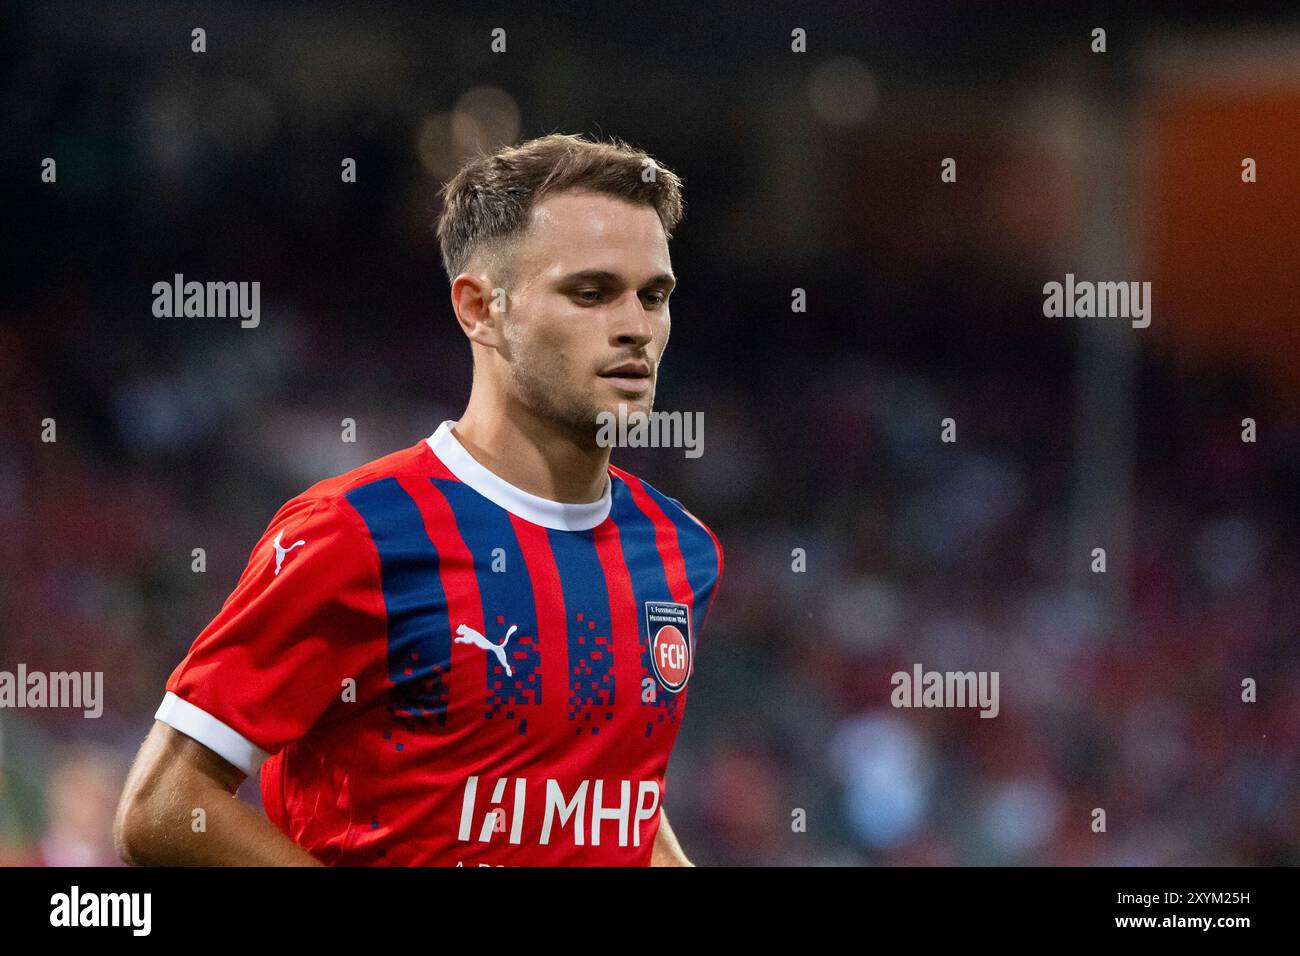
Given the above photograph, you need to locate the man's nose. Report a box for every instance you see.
[610,292,655,347]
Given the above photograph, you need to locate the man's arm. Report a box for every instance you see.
[114,721,321,866]
[651,810,693,866]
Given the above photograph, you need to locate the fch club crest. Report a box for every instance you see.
[645,601,692,692]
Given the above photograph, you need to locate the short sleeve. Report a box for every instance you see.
[156,495,385,774]
[669,497,724,637]
[696,524,724,638]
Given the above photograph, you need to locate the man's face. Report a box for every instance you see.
[491,189,675,437]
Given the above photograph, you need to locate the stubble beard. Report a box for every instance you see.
[506,335,609,448]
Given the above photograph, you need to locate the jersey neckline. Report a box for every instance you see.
[425,420,612,532]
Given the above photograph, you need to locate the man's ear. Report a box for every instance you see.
[450,273,507,350]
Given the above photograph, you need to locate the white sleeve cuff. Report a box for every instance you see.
[155,691,271,776]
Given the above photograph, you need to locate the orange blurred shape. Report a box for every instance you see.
[1143,85,1300,400]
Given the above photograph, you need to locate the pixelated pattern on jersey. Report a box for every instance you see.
[546,528,616,730]
[482,614,540,723]
[434,478,542,729]
[346,478,452,728]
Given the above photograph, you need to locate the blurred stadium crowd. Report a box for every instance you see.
[2,2,1298,865]
[3,309,1296,866]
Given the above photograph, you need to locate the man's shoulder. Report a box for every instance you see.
[608,464,720,543]
[608,465,725,596]
[275,438,440,526]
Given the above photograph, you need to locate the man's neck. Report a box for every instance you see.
[452,399,611,505]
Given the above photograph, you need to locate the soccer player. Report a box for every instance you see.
[114,133,723,866]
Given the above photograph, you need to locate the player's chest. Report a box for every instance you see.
[379,516,696,747]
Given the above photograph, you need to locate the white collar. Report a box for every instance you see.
[426,420,612,531]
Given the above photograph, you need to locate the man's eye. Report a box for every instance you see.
[640,292,667,307]
[574,289,602,303]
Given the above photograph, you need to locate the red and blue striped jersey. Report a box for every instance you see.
[156,421,723,865]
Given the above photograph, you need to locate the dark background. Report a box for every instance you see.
[2,1,1298,865]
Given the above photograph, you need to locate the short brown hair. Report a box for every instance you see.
[435,133,685,288]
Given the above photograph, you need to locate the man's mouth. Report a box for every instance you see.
[598,362,653,394]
